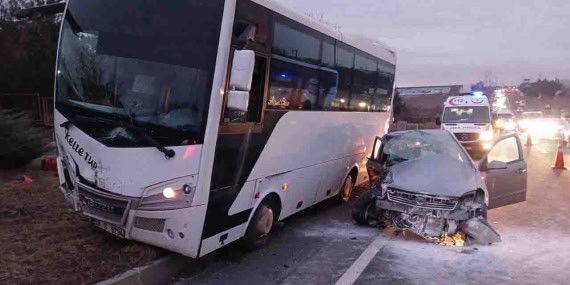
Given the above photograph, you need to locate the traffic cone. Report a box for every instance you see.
[553,138,566,170]
[526,134,533,147]
[21,176,33,183]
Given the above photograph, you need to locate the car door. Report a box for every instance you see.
[481,134,527,209]
[366,136,384,183]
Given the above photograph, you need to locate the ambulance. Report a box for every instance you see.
[439,95,494,156]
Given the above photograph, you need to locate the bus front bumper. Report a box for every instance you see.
[59,183,203,258]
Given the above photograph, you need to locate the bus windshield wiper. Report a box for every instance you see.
[60,115,176,160]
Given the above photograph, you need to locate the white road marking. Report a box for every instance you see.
[335,234,386,285]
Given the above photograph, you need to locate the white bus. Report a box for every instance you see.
[53,0,396,257]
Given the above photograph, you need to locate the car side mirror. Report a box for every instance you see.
[370,136,383,160]
[435,117,442,126]
[227,50,255,112]
[487,160,508,170]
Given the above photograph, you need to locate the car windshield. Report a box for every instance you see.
[55,0,224,147]
[382,131,471,166]
[443,106,491,123]
[496,114,514,119]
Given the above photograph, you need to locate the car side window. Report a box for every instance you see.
[488,137,520,164]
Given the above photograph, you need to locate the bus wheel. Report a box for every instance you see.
[243,199,275,249]
[339,175,354,203]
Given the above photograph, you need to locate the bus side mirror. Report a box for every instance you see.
[436,117,442,126]
[227,50,255,112]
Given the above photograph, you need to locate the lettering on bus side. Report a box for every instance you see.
[64,130,98,170]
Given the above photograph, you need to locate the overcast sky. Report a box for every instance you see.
[275,0,570,87]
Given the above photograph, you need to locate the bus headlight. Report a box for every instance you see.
[162,187,176,199]
[138,177,196,211]
[480,131,494,141]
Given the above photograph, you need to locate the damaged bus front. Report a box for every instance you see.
[54,0,226,257]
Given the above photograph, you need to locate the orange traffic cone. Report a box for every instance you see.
[553,138,566,170]
[526,134,533,147]
[21,176,33,183]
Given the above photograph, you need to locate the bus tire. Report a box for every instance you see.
[242,199,276,249]
[339,174,355,203]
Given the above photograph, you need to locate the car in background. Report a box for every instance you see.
[352,130,527,244]
[519,111,544,131]
[530,118,570,142]
[493,111,517,134]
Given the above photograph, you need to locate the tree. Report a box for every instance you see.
[518,78,563,97]
[0,109,46,169]
[0,0,63,98]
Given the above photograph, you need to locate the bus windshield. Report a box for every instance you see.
[55,0,224,146]
[443,106,491,124]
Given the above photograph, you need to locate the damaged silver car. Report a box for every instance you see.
[353,130,527,244]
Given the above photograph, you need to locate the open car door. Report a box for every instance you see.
[367,136,384,183]
[480,134,527,209]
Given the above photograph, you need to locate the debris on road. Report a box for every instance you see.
[461,218,502,244]
[20,175,33,183]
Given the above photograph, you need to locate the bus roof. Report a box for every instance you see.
[251,0,397,65]
[444,96,490,107]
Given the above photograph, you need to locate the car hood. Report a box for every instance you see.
[387,155,481,197]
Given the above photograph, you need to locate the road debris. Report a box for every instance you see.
[20,176,33,183]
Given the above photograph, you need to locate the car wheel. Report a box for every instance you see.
[243,199,276,249]
[352,192,380,227]
[339,175,354,203]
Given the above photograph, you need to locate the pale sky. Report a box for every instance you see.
[275,0,570,87]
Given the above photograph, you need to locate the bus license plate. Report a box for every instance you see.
[92,219,126,238]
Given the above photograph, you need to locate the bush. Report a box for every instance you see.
[0,109,47,169]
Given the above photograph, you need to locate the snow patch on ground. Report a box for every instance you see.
[296,220,378,240]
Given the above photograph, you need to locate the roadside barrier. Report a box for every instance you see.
[553,138,566,170]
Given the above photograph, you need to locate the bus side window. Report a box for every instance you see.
[223,55,267,124]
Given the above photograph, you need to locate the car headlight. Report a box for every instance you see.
[480,130,494,141]
[504,121,516,131]
[495,119,505,128]
[138,176,197,211]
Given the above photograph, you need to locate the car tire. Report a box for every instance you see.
[339,174,354,203]
[352,192,380,227]
[242,199,276,249]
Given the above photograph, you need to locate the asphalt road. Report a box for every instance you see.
[173,139,570,285]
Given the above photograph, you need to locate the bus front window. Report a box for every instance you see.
[55,0,224,147]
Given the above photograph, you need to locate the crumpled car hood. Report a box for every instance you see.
[388,155,481,197]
